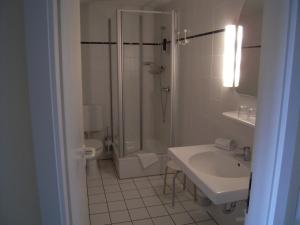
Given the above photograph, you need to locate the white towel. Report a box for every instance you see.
[137,153,159,169]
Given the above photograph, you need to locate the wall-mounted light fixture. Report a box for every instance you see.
[222,25,243,87]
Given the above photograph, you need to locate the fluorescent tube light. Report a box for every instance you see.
[223,25,237,87]
[222,25,243,88]
[234,26,243,87]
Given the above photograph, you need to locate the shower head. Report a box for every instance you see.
[144,62,165,75]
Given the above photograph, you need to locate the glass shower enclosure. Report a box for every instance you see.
[113,9,176,158]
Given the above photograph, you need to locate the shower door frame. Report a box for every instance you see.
[117,9,177,157]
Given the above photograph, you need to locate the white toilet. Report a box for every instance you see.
[83,105,104,160]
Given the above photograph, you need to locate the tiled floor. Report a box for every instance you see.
[86,160,218,225]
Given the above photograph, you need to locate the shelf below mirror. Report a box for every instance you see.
[222,111,256,128]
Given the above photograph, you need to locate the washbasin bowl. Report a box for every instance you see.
[168,145,251,204]
[189,151,250,178]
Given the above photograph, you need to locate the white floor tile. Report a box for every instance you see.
[90,213,111,225]
[110,210,131,224]
[132,219,153,225]
[149,179,164,187]
[102,172,117,179]
[119,178,134,184]
[125,198,145,209]
[105,184,121,193]
[88,177,101,181]
[176,192,193,202]
[123,190,141,200]
[88,179,102,188]
[152,216,175,225]
[147,205,168,217]
[172,185,185,193]
[196,221,217,225]
[158,194,178,204]
[88,186,104,195]
[89,203,108,214]
[181,201,202,211]
[87,175,102,180]
[89,194,106,204]
[135,180,152,189]
[164,202,186,214]
[138,188,156,197]
[154,186,171,195]
[129,208,150,221]
[88,171,101,178]
[142,196,162,206]
[171,212,193,225]
[112,222,133,225]
[188,209,210,222]
[166,178,181,186]
[120,182,137,191]
[103,178,119,186]
[108,201,127,212]
[106,192,124,202]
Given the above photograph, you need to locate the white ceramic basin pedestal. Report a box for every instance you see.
[168,145,251,204]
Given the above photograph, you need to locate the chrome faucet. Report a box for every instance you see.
[242,146,251,161]
[235,146,251,161]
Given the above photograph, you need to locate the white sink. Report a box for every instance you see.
[168,145,251,204]
[189,151,250,178]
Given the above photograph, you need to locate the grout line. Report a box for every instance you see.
[118,177,134,222]
[86,164,92,225]
[206,211,219,225]
[98,160,113,225]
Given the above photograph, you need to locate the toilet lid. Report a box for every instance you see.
[85,139,103,150]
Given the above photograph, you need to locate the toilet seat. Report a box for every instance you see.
[84,139,103,159]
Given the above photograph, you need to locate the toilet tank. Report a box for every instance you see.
[83,104,104,132]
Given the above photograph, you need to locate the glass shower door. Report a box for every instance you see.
[117,10,176,157]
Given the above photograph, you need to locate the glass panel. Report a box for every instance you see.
[121,12,172,157]
[122,12,141,155]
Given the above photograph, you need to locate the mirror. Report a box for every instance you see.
[236,0,263,96]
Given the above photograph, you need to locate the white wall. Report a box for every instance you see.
[0,1,41,225]
[160,0,256,150]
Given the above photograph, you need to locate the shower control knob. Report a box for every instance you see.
[161,87,170,92]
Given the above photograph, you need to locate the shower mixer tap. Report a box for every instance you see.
[161,87,170,92]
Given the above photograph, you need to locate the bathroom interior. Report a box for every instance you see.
[80,0,262,224]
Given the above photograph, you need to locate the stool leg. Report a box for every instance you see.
[194,184,197,202]
[172,171,179,207]
[163,166,168,194]
[183,174,186,190]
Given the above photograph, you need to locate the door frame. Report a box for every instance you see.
[24,0,80,224]
[24,0,299,224]
[246,0,300,224]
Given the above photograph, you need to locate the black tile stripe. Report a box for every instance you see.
[180,28,225,41]
[81,41,160,46]
[81,28,226,45]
